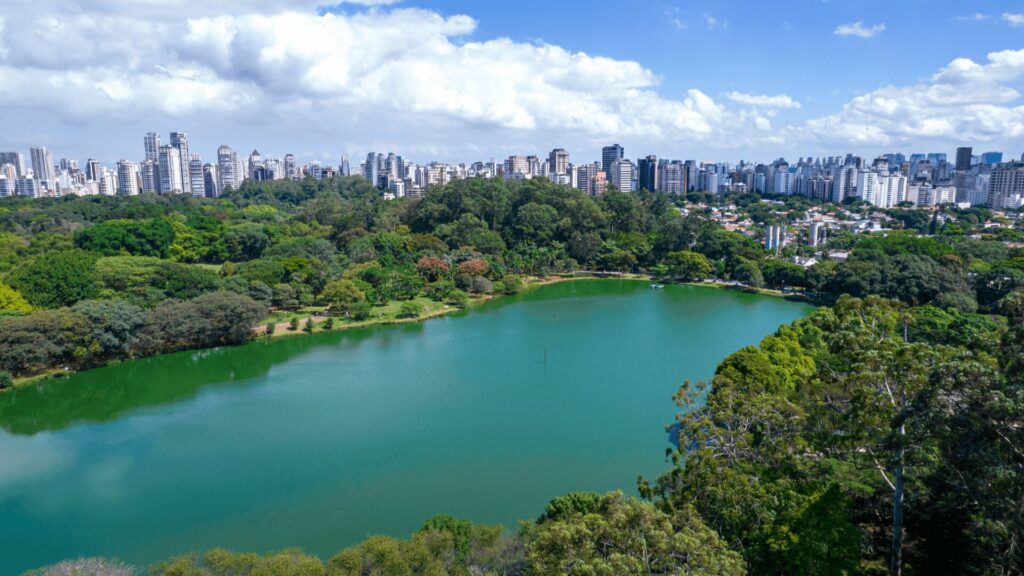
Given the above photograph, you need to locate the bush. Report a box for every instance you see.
[398,301,423,319]
[288,317,300,331]
[0,370,13,389]
[502,274,523,295]
[324,317,335,330]
[265,323,275,336]
[446,290,469,309]
[303,318,315,333]
[471,276,493,294]
[348,301,372,321]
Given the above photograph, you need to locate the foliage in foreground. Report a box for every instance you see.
[28,493,743,576]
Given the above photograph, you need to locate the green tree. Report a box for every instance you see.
[9,250,99,308]
[0,282,33,313]
[527,492,746,576]
[665,250,713,280]
[398,301,423,318]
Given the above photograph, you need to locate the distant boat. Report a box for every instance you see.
[649,284,665,290]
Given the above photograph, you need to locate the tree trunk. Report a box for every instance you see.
[890,431,905,576]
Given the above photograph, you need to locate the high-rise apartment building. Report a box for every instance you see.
[189,154,205,196]
[158,145,184,193]
[217,145,239,191]
[144,132,161,163]
[548,148,569,178]
[116,160,140,196]
[988,161,1024,209]
[203,164,220,198]
[602,144,623,176]
[141,160,159,193]
[30,146,55,189]
[0,152,26,176]
[170,132,191,192]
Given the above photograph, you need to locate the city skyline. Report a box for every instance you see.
[1,0,1023,163]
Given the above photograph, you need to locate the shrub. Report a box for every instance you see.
[288,317,300,331]
[398,301,423,318]
[0,370,13,389]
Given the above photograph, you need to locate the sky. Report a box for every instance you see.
[1,0,1023,166]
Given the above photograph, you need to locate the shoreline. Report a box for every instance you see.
[6,274,807,391]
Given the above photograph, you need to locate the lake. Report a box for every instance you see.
[0,280,812,573]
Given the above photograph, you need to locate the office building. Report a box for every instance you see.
[610,159,633,192]
[602,144,623,176]
[955,147,973,171]
[637,155,658,191]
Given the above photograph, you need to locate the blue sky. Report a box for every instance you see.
[0,0,1022,165]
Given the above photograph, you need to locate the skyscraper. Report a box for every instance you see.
[86,159,101,181]
[284,154,297,179]
[637,155,658,191]
[144,132,161,163]
[955,147,973,171]
[30,146,56,189]
[141,160,159,193]
[602,144,624,176]
[158,145,184,193]
[217,145,239,191]
[610,159,633,192]
[203,164,220,198]
[189,154,205,196]
[0,152,26,176]
[548,148,569,178]
[170,132,191,192]
[116,160,140,196]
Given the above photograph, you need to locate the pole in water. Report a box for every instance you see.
[544,349,547,367]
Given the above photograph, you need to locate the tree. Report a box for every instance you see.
[265,323,275,336]
[398,301,423,318]
[9,250,99,308]
[527,492,746,576]
[457,259,488,277]
[222,223,270,261]
[71,299,148,358]
[74,218,175,258]
[289,317,300,331]
[665,251,713,280]
[303,318,315,333]
[0,283,33,313]
[415,256,450,282]
[729,257,764,288]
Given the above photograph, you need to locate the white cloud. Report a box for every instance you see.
[0,1,1020,162]
[726,92,802,109]
[0,1,783,160]
[798,49,1024,148]
[1003,13,1024,26]
[953,12,989,21]
[834,21,886,38]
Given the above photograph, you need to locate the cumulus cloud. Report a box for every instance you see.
[0,1,783,160]
[726,92,801,109]
[834,21,886,38]
[799,48,1024,148]
[0,1,1021,162]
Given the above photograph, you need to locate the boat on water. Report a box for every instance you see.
[649,284,665,290]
